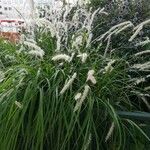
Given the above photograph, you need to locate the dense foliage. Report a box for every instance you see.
[0,0,150,149]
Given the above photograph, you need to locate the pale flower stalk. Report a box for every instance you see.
[86,33,93,48]
[134,50,150,56]
[115,23,134,35]
[74,85,90,112]
[97,21,132,41]
[134,78,145,85]
[24,41,41,51]
[72,35,83,49]
[56,35,61,51]
[135,37,150,46]
[104,60,116,73]
[15,101,23,109]
[134,19,150,30]
[29,50,45,58]
[0,71,5,83]
[52,54,71,62]
[129,25,143,42]
[131,61,150,70]
[129,19,150,42]
[105,122,115,142]
[60,73,77,94]
[23,41,45,58]
[83,133,92,150]
[86,70,97,84]
[104,35,111,57]
[75,93,82,101]
[77,53,88,63]
[145,86,150,91]
[141,97,150,110]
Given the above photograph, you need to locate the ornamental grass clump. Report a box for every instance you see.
[0,1,150,150]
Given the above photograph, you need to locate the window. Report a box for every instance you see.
[0,6,2,9]
[4,7,7,10]
[0,12,2,15]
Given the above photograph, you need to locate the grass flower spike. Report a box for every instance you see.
[60,73,77,94]
[52,54,71,62]
[77,53,88,63]
[75,93,82,101]
[15,101,23,109]
[104,60,116,73]
[74,85,90,112]
[86,70,97,84]
[105,122,115,142]
[28,50,45,58]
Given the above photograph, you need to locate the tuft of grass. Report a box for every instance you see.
[0,2,150,149]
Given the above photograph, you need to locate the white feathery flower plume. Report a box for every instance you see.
[104,60,116,73]
[56,35,61,51]
[131,61,150,70]
[24,41,39,49]
[70,52,75,62]
[86,70,97,84]
[87,8,101,33]
[75,93,82,101]
[28,50,45,58]
[104,35,111,57]
[141,97,150,110]
[105,122,115,142]
[78,0,91,6]
[98,7,108,15]
[86,33,93,48]
[129,19,150,42]
[74,85,90,112]
[0,89,14,104]
[129,25,143,42]
[115,23,134,35]
[0,71,5,83]
[52,54,71,62]
[97,21,132,41]
[24,41,45,58]
[134,78,145,85]
[131,91,150,110]
[131,91,150,98]
[134,19,150,30]
[77,53,88,63]
[145,86,150,91]
[83,133,92,150]
[60,73,77,94]
[15,101,23,109]
[35,18,57,37]
[135,37,150,46]
[72,35,83,48]
[134,50,150,57]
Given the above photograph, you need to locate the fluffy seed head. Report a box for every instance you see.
[75,93,82,101]
[29,50,45,58]
[60,73,77,94]
[104,60,116,73]
[87,70,97,84]
[52,54,71,62]
[77,53,88,63]
[134,50,150,56]
[105,122,115,142]
[74,85,90,112]
[15,101,23,109]
[0,71,5,83]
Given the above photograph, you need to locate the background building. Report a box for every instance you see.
[0,0,25,20]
